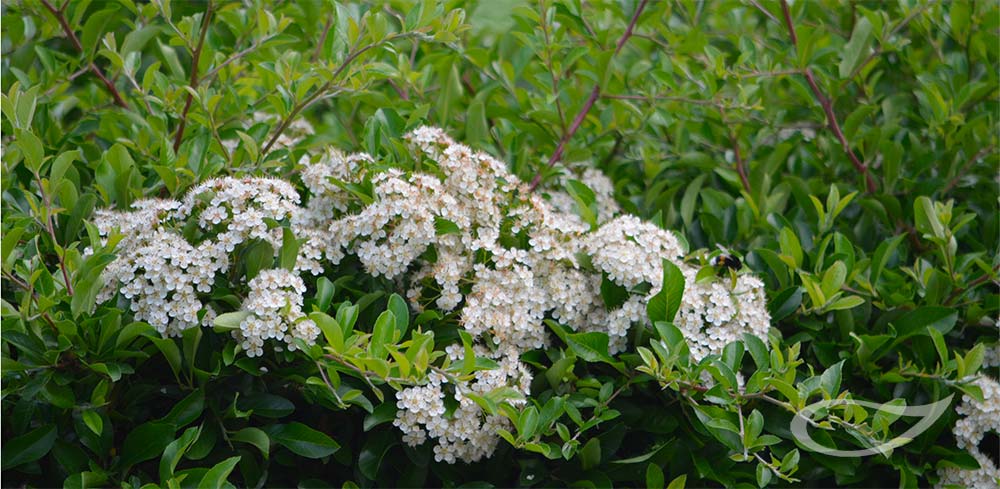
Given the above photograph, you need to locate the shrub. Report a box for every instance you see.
[2,1,997,488]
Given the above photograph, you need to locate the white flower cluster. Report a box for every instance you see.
[937,375,1000,488]
[94,124,772,464]
[393,345,532,463]
[236,269,319,357]
[91,177,308,353]
[285,126,772,462]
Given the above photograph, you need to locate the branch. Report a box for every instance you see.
[527,0,650,192]
[39,0,129,109]
[730,131,751,194]
[942,144,995,194]
[261,33,418,156]
[34,174,73,296]
[201,34,278,84]
[172,1,214,152]
[778,0,877,193]
[313,16,334,62]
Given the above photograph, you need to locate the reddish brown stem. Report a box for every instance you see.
[527,0,649,192]
[39,0,128,109]
[730,132,751,193]
[33,175,74,296]
[314,15,334,62]
[173,1,214,152]
[778,0,876,193]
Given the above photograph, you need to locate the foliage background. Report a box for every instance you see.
[2,0,998,488]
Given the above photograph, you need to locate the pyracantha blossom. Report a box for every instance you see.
[234,269,319,357]
[92,124,773,463]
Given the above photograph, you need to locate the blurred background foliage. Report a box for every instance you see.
[2,0,998,487]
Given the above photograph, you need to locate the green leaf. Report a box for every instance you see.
[580,437,601,470]
[161,389,204,427]
[950,0,971,44]
[269,422,339,459]
[778,228,803,268]
[214,311,250,331]
[756,462,772,487]
[16,128,45,172]
[839,17,874,78]
[1,424,57,470]
[231,427,270,459]
[310,311,343,352]
[387,293,410,338]
[742,333,770,369]
[363,402,397,432]
[647,259,685,323]
[1,226,25,265]
[566,179,599,228]
[49,150,81,190]
[82,411,103,436]
[820,360,845,397]
[646,463,665,489]
[279,227,300,271]
[825,295,865,311]
[914,197,946,240]
[459,330,476,374]
[518,405,539,439]
[358,431,396,481]
[680,174,707,227]
[780,449,800,473]
[667,474,687,489]
[315,277,336,312]
[892,307,958,340]
[197,456,241,489]
[80,9,118,57]
[434,216,461,235]
[927,326,949,365]
[121,422,176,468]
[336,303,360,331]
[565,331,616,365]
[236,393,295,418]
[159,426,201,482]
[242,240,274,281]
[370,310,396,359]
[820,261,847,298]
[963,344,986,377]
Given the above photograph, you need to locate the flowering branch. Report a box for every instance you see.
[527,0,650,192]
[39,0,129,109]
[777,0,877,193]
[173,1,214,152]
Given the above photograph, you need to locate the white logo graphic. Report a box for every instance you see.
[790,394,954,457]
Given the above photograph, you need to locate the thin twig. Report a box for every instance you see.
[945,264,1000,305]
[778,0,876,193]
[39,0,129,109]
[747,0,780,24]
[33,174,73,296]
[42,66,89,97]
[730,130,751,193]
[527,0,650,192]
[539,3,567,134]
[172,1,214,152]
[261,32,418,156]
[314,16,334,62]
[942,144,995,193]
[201,34,278,84]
